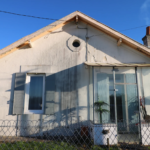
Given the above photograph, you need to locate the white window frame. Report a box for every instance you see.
[24,74,45,114]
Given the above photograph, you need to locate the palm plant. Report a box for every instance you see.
[94,98,109,124]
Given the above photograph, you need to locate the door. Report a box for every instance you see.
[114,68,139,133]
[94,67,139,133]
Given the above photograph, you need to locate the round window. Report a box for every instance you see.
[72,40,80,47]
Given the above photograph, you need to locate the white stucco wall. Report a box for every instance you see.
[0,21,150,125]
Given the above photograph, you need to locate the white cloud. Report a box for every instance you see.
[141,0,150,25]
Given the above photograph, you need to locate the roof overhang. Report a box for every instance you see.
[77,13,150,57]
[1,11,150,59]
[84,62,150,67]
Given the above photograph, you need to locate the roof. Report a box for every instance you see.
[0,11,150,59]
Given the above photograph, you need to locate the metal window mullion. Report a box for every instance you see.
[113,67,117,125]
[115,83,137,85]
[135,67,142,145]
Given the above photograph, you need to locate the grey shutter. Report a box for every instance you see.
[13,73,26,115]
[44,73,55,115]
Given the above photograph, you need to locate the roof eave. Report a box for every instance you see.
[1,11,150,59]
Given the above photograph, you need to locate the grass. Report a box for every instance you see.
[0,141,76,150]
[0,141,121,150]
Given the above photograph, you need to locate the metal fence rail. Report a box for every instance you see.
[0,120,150,150]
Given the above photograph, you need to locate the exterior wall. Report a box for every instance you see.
[0,21,150,126]
[87,25,150,64]
[137,67,150,119]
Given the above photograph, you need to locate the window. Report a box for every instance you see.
[24,74,45,114]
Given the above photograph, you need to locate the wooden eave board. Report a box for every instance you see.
[0,18,75,58]
[77,14,150,57]
[1,11,150,59]
[84,62,150,67]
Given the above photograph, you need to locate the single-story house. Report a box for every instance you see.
[0,11,150,141]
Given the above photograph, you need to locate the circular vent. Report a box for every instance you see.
[67,36,85,52]
[72,40,80,47]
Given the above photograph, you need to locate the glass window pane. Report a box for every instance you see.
[115,67,136,84]
[28,76,43,110]
[115,74,136,84]
[115,74,124,83]
[109,85,115,123]
[126,84,138,122]
[139,67,150,115]
[94,67,114,124]
[125,74,136,83]
[115,85,126,122]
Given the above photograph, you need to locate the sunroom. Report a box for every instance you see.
[86,62,150,145]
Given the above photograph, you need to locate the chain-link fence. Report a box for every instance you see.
[0,119,150,150]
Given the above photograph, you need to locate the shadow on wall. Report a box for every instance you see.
[8,73,15,115]
[62,21,148,64]
[8,63,91,127]
[7,21,98,125]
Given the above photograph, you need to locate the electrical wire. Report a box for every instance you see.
[0,10,65,21]
[119,25,147,32]
[0,10,148,32]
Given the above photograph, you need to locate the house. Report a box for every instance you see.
[0,11,150,141]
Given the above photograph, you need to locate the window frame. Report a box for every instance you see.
[24,74,45,114]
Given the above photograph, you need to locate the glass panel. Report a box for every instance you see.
[109,85,115,123]
[115,67,136,84]
[28,76,43,110]
[115,67,139,133]
[115,74,124,83]
[126,74,136,83]
[141,67,150,115]
[97,73,110,123]
[115,74,136,84]
[116,84,139,133]
[116,85,125,121]
[94,67,114,124]
[137,67,150,123]
[126,85,139,123]
[115,84,128,131]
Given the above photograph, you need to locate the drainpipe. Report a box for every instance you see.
[85,25,89,62]
[92,67,94,123]
[76,23,89,62]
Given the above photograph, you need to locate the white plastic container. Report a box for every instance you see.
[141,123,150,145]
[91,123,118,145]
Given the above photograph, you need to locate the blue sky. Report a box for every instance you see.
[0,0,150,49]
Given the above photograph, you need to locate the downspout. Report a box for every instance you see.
[92,67,94,123]
[76,23,89,62]
[85,25,89,62]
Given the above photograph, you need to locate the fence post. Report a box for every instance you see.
[135,67,142,145]
[107,138,110,150]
